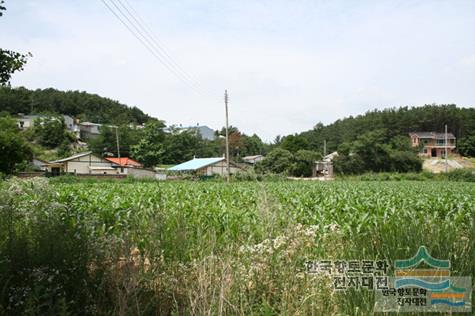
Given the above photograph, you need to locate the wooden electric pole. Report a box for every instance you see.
[115,126,121,160]
[445,124,448,173]
[224,90,230,182]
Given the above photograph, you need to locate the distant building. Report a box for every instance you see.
[409,132,456,158]
[168,157,241,176]
[78,122,103,139]
[176,125,216,141]
[16,114,79,136]
[242,155,264,164]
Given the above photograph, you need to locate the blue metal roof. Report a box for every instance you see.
[168,157,224,171]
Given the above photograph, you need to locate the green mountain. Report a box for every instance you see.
[0,86,153,124]
[280,104,475,154]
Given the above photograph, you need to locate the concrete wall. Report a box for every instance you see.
[127,168,156,179]
[202,161,241,176]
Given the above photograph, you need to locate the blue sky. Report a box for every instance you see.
[1,0,475,141]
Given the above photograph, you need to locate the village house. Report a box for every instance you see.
[105,157,156,179]
[78,122,103,139]
[45,151,118,176]
[44,152,158,178]
[168,157,241,176]
[409,132,456,158]
[16,114,80,137]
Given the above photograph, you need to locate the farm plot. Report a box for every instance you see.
[0,178,473,315]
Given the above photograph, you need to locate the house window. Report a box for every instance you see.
[412,137,416,144]
[423,149,427,154]
[120,168,124,173]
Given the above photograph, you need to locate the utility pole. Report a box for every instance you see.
[323,139,327,157]
[445,124,448,173]
[115,126,121,160]
[224,90,230,182]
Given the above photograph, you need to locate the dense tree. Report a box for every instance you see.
[293,105,475,155]
[255,148,294,175]
[334,130,421,174]
[280,134,309,153]
[0,115,32,174]
[0,86,153,125]
[255,148,321,176]
[241,134,267,157]
[32,115,72,148]
[0,50,31,85]
[458,135,475,157]
[292,150,321,177]
[131,121,166,167]
[160,129,208,164]
[88,125,144,158]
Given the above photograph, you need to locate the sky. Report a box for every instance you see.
[1,0,475,141]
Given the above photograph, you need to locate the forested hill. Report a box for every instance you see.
[279,104,475,153]
[0,86,153,124]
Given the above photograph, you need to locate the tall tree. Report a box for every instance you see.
[0,1,31,85]
[131,120,166,167]
[0,115,32,174]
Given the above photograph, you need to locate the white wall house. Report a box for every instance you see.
[46,151,118,176]
[17,114,79,136]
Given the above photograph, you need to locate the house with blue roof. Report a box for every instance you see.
[168,157,242,176]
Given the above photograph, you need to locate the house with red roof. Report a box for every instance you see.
[105,157,143,168]
[104,157,156,179]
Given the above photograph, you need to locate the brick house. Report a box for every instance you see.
[409,132,456,158]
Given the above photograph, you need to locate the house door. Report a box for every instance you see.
[51,167,60,177]
[431,148,437,157]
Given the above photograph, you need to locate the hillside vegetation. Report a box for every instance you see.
[264,104,475,174]
[0,86,153,125]
[278,104,475,154]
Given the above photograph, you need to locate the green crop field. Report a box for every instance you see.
[1,178,474,315]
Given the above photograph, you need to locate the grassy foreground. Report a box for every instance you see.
[0,178,474,315]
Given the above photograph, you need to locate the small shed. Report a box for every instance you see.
[242,155,264,164]
[313,151,338,178]
[168,157,241,176]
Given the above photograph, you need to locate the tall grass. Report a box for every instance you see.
[0,178,473,314]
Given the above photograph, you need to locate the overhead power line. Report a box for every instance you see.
[118,0,219,97]
[100,0,218,99]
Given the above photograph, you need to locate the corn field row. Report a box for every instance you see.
[0,178,473,315]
